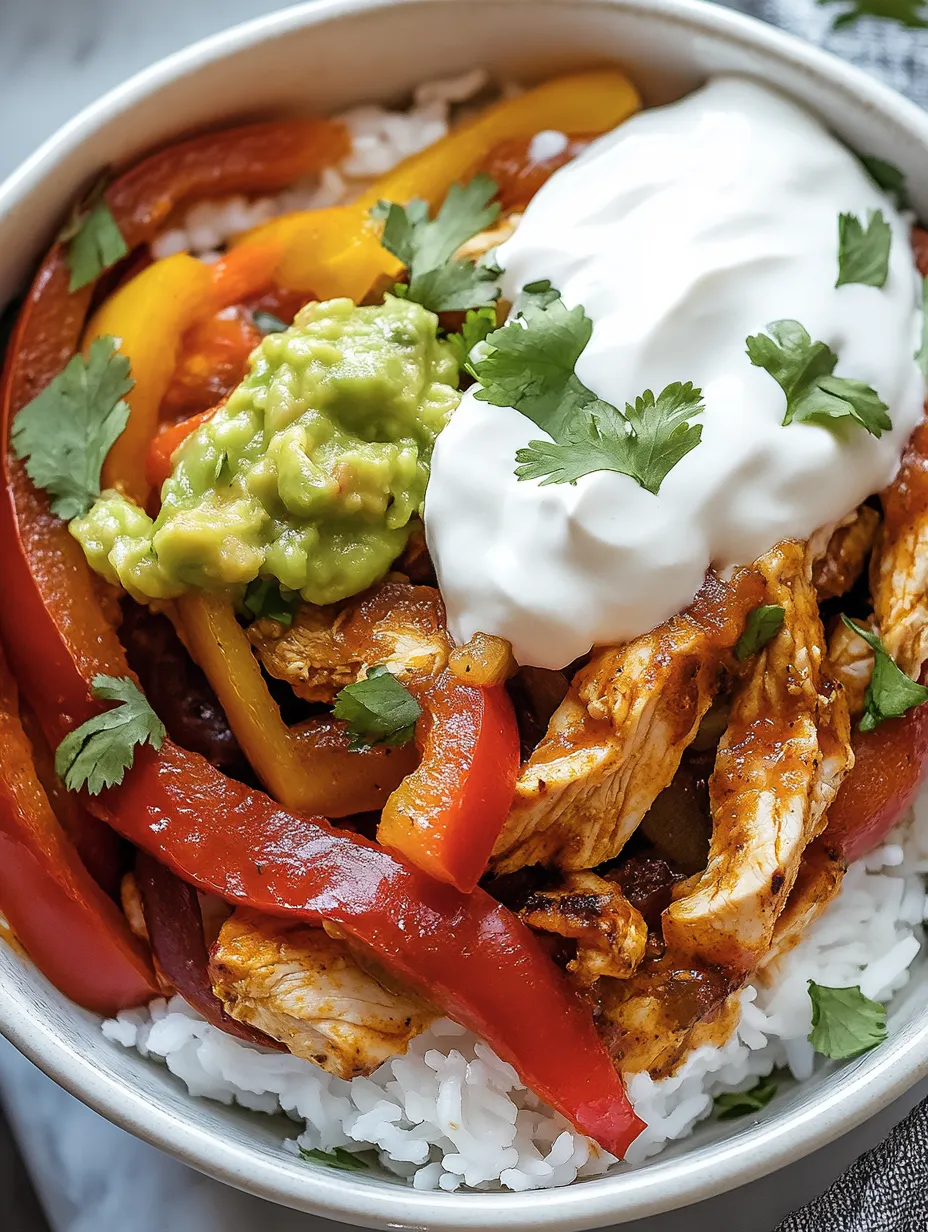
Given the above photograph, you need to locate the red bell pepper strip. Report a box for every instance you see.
[378,671,520,893]
[100,742,643,1156]
[134,851,282,1049]
[0,646,157,1014]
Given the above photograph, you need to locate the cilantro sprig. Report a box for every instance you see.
[713,1075,779,1121]
[857,155,910,211]
[840,616,928,731]
[11,336,133,520]
[299,1147,370,1172]
[746,319,891,438]
[59,174,128,293]
[55,675,166,795]
[446,307,497,368]
[372,174,501,313]
[735,605,786,661]
[807,981,887,1059]
[242,578,301,627]
[836,210,892,288]
[817,0,928,30]
[471,286,703,494]
[332,665,422,752]
[916,279,928,376]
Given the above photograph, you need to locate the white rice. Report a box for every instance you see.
[150,68,493,263]
[103,790,928,1192]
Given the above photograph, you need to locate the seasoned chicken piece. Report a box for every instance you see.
[210,908,434,1078]
[490,569,765,874]
[249,581,449,703]
[827,616,874,720]
[755,840,846,982]
[872,418,928,679]
[663,541,853,971]
[520,871,647,985]
[812,505,880,601]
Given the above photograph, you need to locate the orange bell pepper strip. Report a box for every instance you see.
[147,405,220,490]
[208,240,284,309]
[239,69,642,301]
[378,672,520,893]
[0,645,157,1014]
[84,253,214,505]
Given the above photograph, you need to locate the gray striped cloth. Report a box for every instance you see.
[722,10,928,1228]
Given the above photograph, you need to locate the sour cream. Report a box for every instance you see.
[424,77,926,669]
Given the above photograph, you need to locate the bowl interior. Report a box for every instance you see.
[3,1,928,1228]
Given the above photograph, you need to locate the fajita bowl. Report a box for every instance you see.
[1,0,928,1227]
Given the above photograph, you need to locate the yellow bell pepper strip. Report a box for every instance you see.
[238,69,642,302]
[83,254,214,506]
[172,593,408,817]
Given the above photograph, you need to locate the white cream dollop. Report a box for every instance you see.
[424,76,925,669]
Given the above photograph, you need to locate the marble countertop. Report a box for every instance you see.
[0,2,926,1230]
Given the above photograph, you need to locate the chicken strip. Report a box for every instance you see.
[249,581,448,703]
[755,839,846,982]
[812,505,880,601]
[520,871,647,986]
[490,569,765,874]
[827,615,874,720]
[210,908,434,1078]
[872,418,928,679]
[663,540,853,971]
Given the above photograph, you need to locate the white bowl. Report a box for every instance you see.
[2,1,928,1227]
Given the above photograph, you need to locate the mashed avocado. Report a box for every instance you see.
[72,296,460,605]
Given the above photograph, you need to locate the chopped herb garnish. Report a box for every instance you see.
[299,1147,370,1172]
[713,1074,779,1121]
[916,278,928,375]
[11,336,132,520]
[836,210,892,288]
[242,578,301,627]
[373,174,501,312]
[332,665,421,752]
[840,615,928,731]
[857,154,910,211]
[472,286,703,493]
[735,605,786,661]
[513,383,704,495]
[817,0,928,31]
[252,311,288,335]
[807,981,887,1059]
[746,319,891,438]
[55,675,165,795]
[59,174,128,292]
[446,306,497,368]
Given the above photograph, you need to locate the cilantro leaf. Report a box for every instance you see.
[252,311,288,335]
[299,1147,370,1172]
[916,278,928,376]
[11,336,133,520]
[837,210,892,288]
[713,1075,779,1121]
[332,665,422,752]
[817,0,928,29]
[472,293,595,439]
[735,605,786,661]
[242,578,301,627]
[373,174,501,313]
[446,307,497,368]
[807,981,887,1059]
[514,384,704,494]
[55,675,165,795]
[746,319,891,438]
[840,615,928,731]
[857,154,910,211]
[59,175,128,292]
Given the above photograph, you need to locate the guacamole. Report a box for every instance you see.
[72,296,460,606]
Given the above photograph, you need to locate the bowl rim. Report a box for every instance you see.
[3,0,928,1226]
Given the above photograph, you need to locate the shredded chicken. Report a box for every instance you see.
[812,505,880,601]
[872,418,928,679]
[755,839,846,982]
[209,908,434,1079]
[827,615,874,720]
[519,871,647,985]
[662,540,853,971]
[490,569,765,874]
[249,581,448,702]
